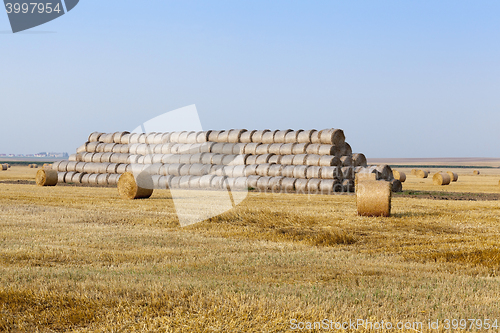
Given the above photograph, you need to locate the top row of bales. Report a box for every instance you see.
[87,129,346,146]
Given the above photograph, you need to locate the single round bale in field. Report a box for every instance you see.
[416,170,428,178]
[117,172,154,199]
[393,170,406,182]
[433,172,451,186]
[390,179,403,193]
[446,171,458,182]
[356,180,392,217]
[473,170,480,175]
[35,169,58,186]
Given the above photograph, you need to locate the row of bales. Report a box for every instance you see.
[38,129,401,196]
[409,169,459,186]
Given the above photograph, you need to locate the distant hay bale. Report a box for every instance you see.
[1,164,8,171]
[392,170,406,182]
[297,130,314,143]
[64,172,75,183]
[411,169,417,175]
[118,172,154,199]
[72,173,85,183]
[473,170,480,175]
[113,131,130,144]
[433,172,451,186]
[76,143,88,154]
[268,155,281,165]
[291,143,309,154]
[88,132,103,142]
[447,171,459,182]
[51,161,62,171]
[352,153,367,167]
[239,130,256,143]
[416,170,428,178]
[35,169,58,186]
[339,142,352,156]
[261,130,277,144]
[228,129,247,143]
[356,180,392,217]
[376,165,393,180]
[81,174,91,184]
[273,129,292,143]
[391,179,403,192]
[319,129,345,145]
[66,162,78,172]
[88,174,99,185]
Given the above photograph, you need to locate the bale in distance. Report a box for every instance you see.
[35,169,58,186]
[390,179,403,193]
[392,170,406,182]
[473,170,480,175]
[447,171,459,182]
[117,172,154,199]
[356,180,392,217]
[1,164,7,171]
[416,170,428,178]
[411,169,417,176]
[433,172,451,186]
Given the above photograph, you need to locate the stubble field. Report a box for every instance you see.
[1,165,500,332]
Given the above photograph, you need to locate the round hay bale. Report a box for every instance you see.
[411,169,417,175]
[179,164,192,176]
[268,164,283,177]
[291,143,309,155]
[113,132,130,144]
[295,179,309,194]
[102,133,115,144]
[245,155,258,165]
[447,171,458,182]
[149,154,162,164]
[111,144,123,153]
[106,163,119,174]
[189,153,205,164]
[199,175,215,188]
[306,166,322,179]
[293,165,308,179]
[160,133,171,144]
[211,165,224,176]
[305,144,321,155]
[243,143,260,155]
[251,130,270,143]
[268,144,282,155]
[81,153,93,163]
[152,133,164,145]
[151,144,162,154]
[274,130,292,143]
[318,145,337,156]
[280,155,294,165]
[305,154,321,166]
[342,179,355,193]
[279,143,294,155]
[232,143,247,155]
[245,175,259,188]
[169,176,181,189]
[211,176,227,189]
[356,180,391,217]
[292,154,307,165]
[255,154,273,164]
[284,130,302,143]
[165,154,183,164]
[35,169,58,186]
[393,170,406,182]
[416,170,428,178]
[92,153,104,163]
[306,179,321,194]
[296,130,314,143]
[319,179,340,195]
[268,177,283,192]
[352,153,367,167]
[108,174,121,185]
[210,143,225,154]
[342,166,355,180]
[186,132,198,144]
[159,143,173,154]
[281,165,295,178]
[375,165,393,181]
[118,172,154,199]
[188,176,201,188]
[178,154,191,165]
[82,163,96,174]
[433,172,451,186]
[169,132,182,143]
[190,164,211,176]
[97,163,110,174]
[143,155,154,164]
[340,156,352,166]
[339,142,352,156]
[58,161,69,172]
[200,142,214,153]
[68,154,78,162]
[211,154,225,165]
[207,130,221,142]
[121,133,131,145]
[57,172,67,183]
[75,162,86,173]
[86,142,99,153]
[319,155,340,167]
[256,164,271,177]
[200,153,214,165]
[262,130,277,144]
[128,133,141,144]
[217,131,230,143]
[145,132,158,144]
[116,164,128,174]
[101,152,114,163]
[232,177,248,191]
[310,131,321,144]
[88,174,99,185]
[196,131,208,143]
[240,165,257,177]
[239,130,256,143]
[268,155,282,165]
[127,155,141,164]
[138,144,152,156]
[391,179,403,192]
[128,143,140,155]
[51,161,62,171]
[231,165,248,178]
[256,176,272,191]
[222,155,239,165]
[66,162,78,172]
[228,129,247,143]
[64,172,75,183]
[319,129,345,145]
[166,164,183,176]
[71,173,85,183]
[81,174,91,184]
[473,170,480,175]
[222,143,236,155]
[88,132,103,142]
[255,144,271,155]
[280,177,296,192]
[76,143,88,154]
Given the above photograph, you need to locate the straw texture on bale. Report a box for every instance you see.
[306,179,321,194]
[255,144,270,155]
[196,131,209,143]
[217,131,230,143]
[108,174,121,185]
[232,143,246,155]
[294,179,309,194]
[186,132,198,144]
[281,177,296,192]
[433,172,451,186]
[256,176,272,191]
[391,179,403,192]
[261,130,277,144]
[305,154,321,166]
[319,129,345,145]
[473,170,480,175]
[1,164,8,171]
[320,166,341,179]
[211,176,227,189]
[207,131,221,142]
[268,144,283,155]
[199,175,215,188]
[356,180,392,217]
[284,130,302,143]
[251,130,270,143]
[268,155,281,165]
[64,172,75,183]
[273,130,292,143]
[310,130,321,144]
[339,142,352,156]
[279,143,294,155]
[118,172,154,199]
[411,169,417,176]
[375,165,393,180]
[293,165,308,179]
[72,173,85,183]
[392,170,406,182]
[228,129,246,143]
[267,164,283,177]
[416,170,428,178]
[297,130,314,143]
[352,153,367,167]
[318,155,340,167]
[35,169,58,186]
[57,172,66,183]
[340,156,352,167]
[292,154,307,165]
[447,171,458,182]
[319,179,340,194]
[255,154,273,164]
[355,172,377,189]
[280,155,294,165]
[76,143,87,154]
[88,132,103,142]
[239,130,256,143]
[306,166,322,179]
[291,143,309,155]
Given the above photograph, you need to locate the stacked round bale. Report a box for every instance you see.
[51,129,392,195]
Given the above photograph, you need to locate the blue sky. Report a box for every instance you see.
[1,1,499,157]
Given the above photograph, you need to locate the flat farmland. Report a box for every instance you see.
[1,165,500,332]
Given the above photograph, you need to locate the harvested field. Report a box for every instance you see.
[0,165,500,332]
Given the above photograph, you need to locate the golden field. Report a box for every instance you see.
[1,165,500,332]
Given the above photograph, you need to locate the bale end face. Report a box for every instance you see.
[117,172,154,199]
[356,180,392,217]
[36,169,58,186]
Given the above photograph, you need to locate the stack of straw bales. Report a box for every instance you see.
[50,129,394,195]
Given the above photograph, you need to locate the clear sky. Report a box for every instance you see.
[1,1,499,158]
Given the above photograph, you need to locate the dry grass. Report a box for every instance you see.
[0,166,500,332]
